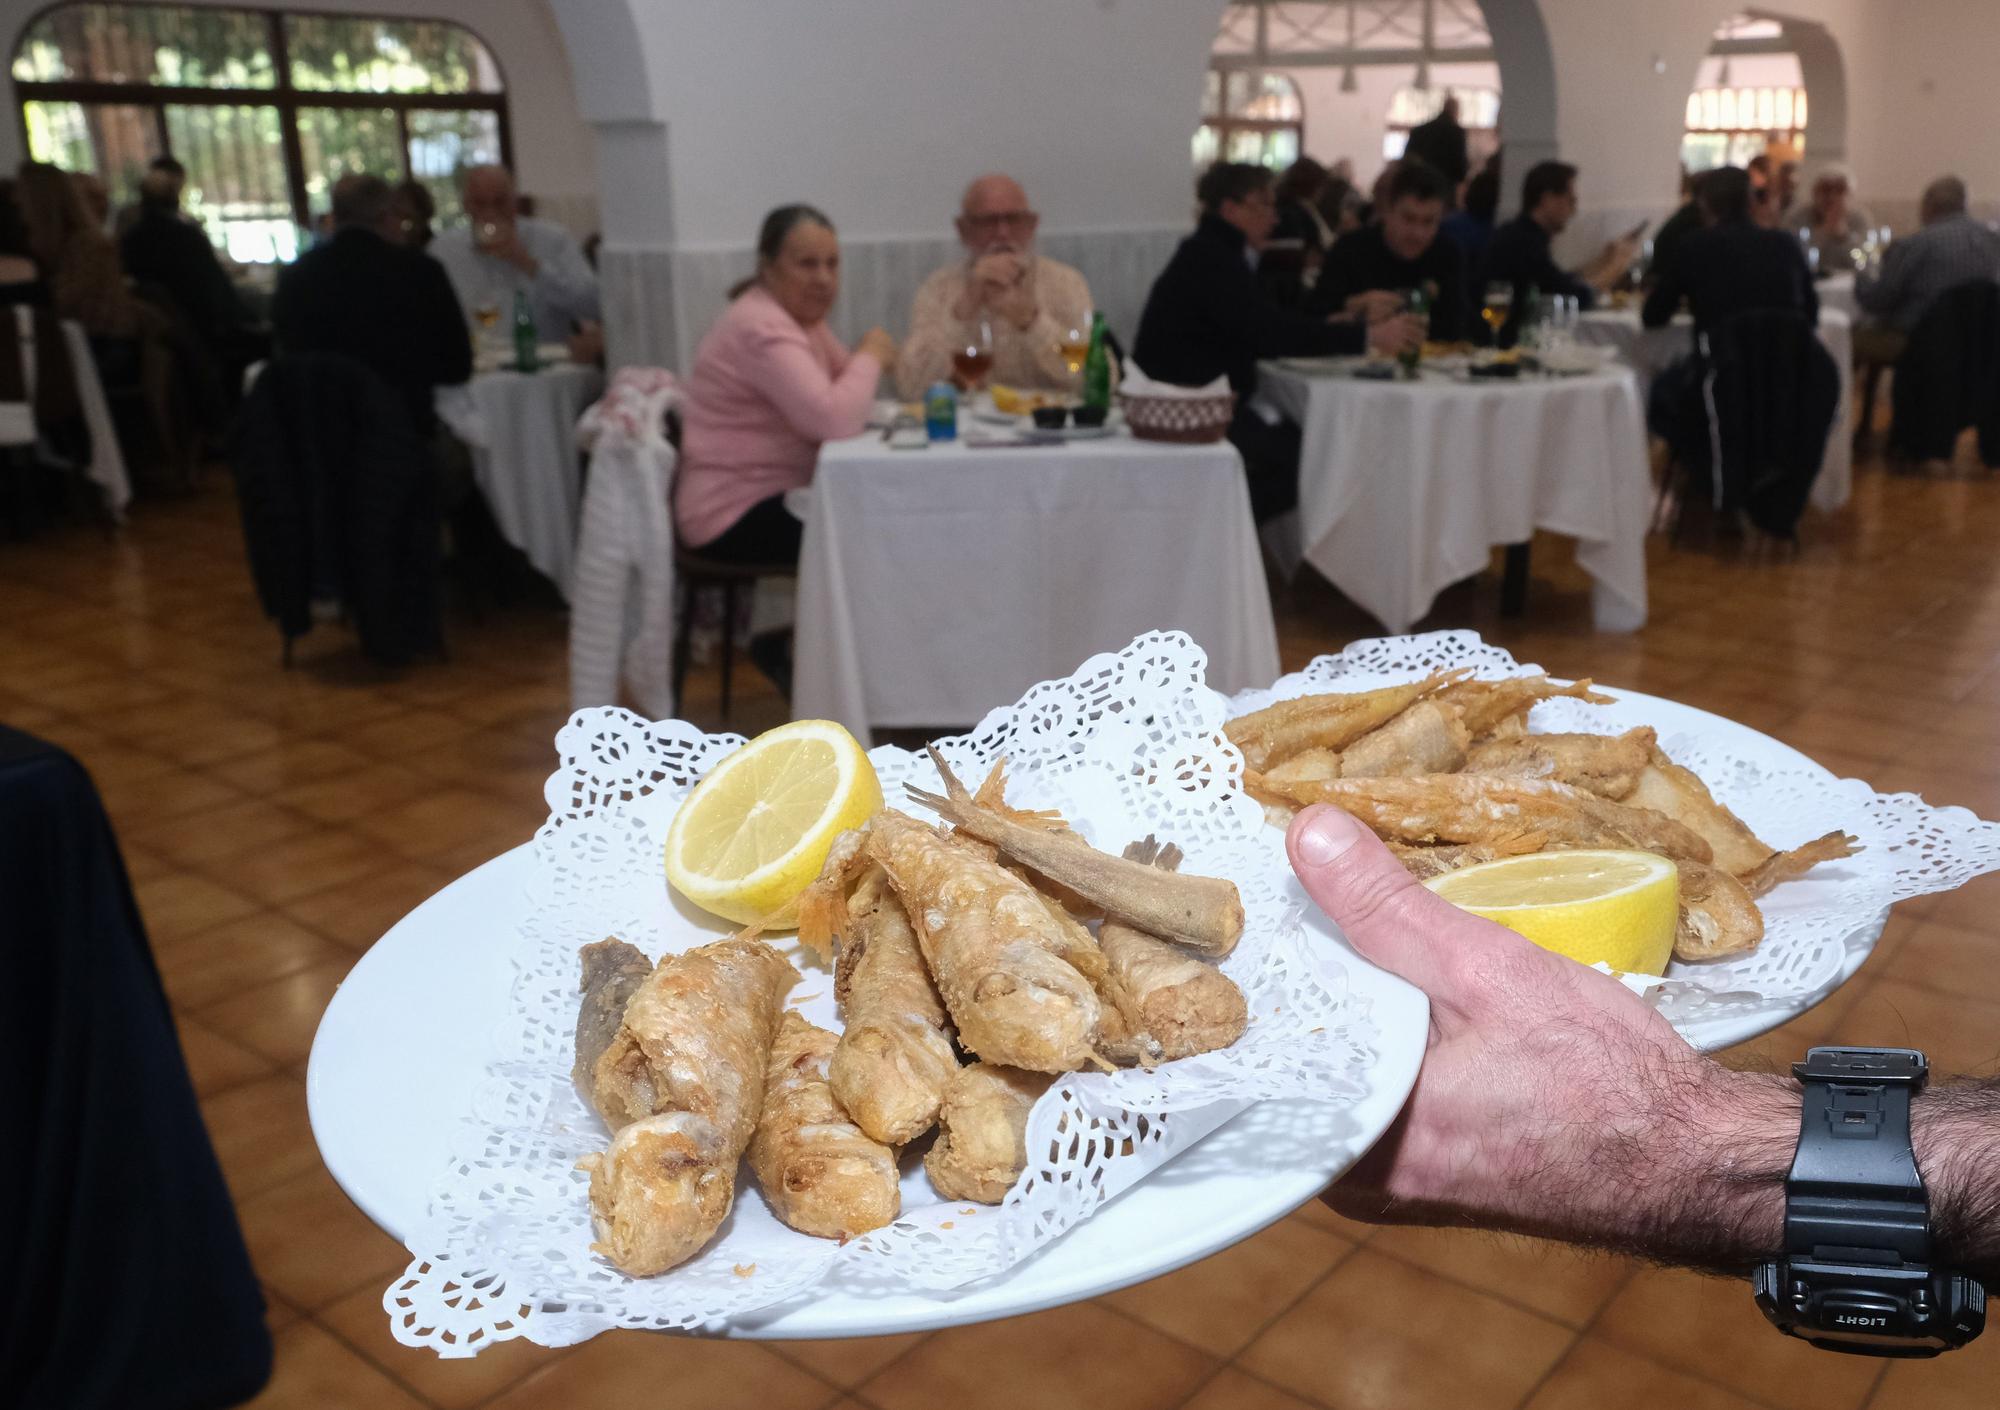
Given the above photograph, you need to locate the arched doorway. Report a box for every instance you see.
[1681,10,1847,176]
[1195,0,1557,209]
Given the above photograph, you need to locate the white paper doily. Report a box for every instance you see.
[383,633,1384,1355]
[1229,630,2000,1031]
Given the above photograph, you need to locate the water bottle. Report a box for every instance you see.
[511,289,538,372]
[924,380,958,441]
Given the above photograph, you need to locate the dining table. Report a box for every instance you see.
[790,421,1282,746]
[435,350,605,599]
[1574,305,1853,510]
[1254,357,1653,636]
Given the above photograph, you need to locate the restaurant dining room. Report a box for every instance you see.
[7,0,2000,1407]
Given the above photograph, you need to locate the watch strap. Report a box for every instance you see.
[1785,1047,1930,1266]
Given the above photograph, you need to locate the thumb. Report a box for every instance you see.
[1284,804,1480,1002]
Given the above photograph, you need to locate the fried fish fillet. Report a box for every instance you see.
[749,1012,901,1239]
[905,748,1244,957]
[1251,771,1713,864]
[1224,671,1465,772]
[1465,727,1657,799]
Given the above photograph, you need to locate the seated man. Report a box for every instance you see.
[1783,167,1874,272]
[273,174,471,436]
[1309,161,1469,341]
[1646,169,1710,291]
[119,168,259,391]
[894,174,1093,398]
[1482,161,1639,316]
[1642,166,1818,465]
[430,164,599,343]
[1855,176,2000,364]
[1133,161,1422,524]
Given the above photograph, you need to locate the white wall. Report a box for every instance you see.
[629,0,1223,250]
[0,0,600,233]
[1854,0,2000,222]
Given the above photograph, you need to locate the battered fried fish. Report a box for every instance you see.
[573,937,653,1116]
[1224,670,1465,772]
[749,1012,901,1239]
[1465,727,1657,799]
[905,748,1244,957]
[1434,675,1613,740]
[1336,699,1473,779]
[1095,839,1247,1066]
[924,1062,1053,1205]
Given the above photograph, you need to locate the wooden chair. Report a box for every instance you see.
[669,544,794,720]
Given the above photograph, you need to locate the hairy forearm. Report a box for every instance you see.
[1553,1067,2000,1284]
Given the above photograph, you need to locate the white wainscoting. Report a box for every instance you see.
[598,226,1189,374]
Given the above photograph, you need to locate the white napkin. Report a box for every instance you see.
[1121,364,1231,399]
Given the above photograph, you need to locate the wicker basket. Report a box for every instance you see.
[1120,390,1236,444]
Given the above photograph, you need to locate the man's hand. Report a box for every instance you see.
[854,326,898,369]
[1364,313,1426,359]
[479,218,539,277]
[1344,290,1407,325]
[960,251,1037,330]
[1287,804,1793,1267]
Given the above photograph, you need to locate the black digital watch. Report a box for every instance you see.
[1753,1046,1985,1357]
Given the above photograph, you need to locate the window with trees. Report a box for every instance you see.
[13,2,509,263]
[1193,70,1304,171]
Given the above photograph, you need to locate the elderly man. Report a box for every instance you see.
[893,174,1094,399]
[1855,176,2000,362]
[430,164,599,343]
[1784,167,1874,271]
[1309,161,1468,340]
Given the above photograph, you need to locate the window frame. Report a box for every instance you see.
[12,0,512,232]
[1197,68,1305,171]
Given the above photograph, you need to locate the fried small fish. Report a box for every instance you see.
[1465,727,1657,799]
[1225,670,1465,771]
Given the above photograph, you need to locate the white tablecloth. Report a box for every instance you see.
[1818,272,1860,322]
[1574,307,1853,510]
[1257,362,1652,635]
[793,431,1281,744]
[437,361,604,599]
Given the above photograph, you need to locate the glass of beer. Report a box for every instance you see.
[1481,281,1512,341]
[1058,323,1090,381]
[953,319,994,391]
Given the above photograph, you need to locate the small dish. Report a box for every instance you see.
[1032,405,1070,431]
[1071,405,1108,428]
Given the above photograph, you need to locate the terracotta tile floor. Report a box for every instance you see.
[7,440,2000,1410]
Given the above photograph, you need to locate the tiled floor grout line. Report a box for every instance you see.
[308,1312,455,1410]
[1503,1261,1638,1410]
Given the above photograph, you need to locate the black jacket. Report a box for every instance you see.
[119,208,244,349]
[1309,224,1470,340]
[1703,309,1839,537]
[1482,215,1597,309]
[272,227,470,434]
[229,353,443,665]
[1403,112,1470,189]
[1890,279,2000,464]
[1643,219,1817,341]
[1134,215,1363,397]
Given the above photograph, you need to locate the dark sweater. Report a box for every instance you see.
[1133,215,1362,397]
[1309,224,1470,340]
[1482,215,1597,308]
[1642,219,1817,339]
[273,227,471,433]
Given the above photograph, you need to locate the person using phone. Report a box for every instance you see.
[1480,160,1642,310]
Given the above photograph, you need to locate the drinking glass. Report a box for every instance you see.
[1481,281,1512,342]
[952,318,994,392]
[1057,323,1090,385]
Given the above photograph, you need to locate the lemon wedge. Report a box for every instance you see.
[1424,849,1679,975]
[663,720,881,928]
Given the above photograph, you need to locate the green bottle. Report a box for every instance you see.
[511,288,538,372]
[1082,311,1111,411]
[1517,284,1544,351]
[1400,286,1430,377]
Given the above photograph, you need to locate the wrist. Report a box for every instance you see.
[1915,1082,2000,1285]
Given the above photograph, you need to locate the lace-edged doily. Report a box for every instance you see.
[1231,630,2000,1029]
[384,633,1381,1355]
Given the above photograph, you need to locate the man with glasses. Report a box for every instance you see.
[894,174,1095,398]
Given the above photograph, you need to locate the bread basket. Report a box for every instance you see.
[1119,389,1236,444]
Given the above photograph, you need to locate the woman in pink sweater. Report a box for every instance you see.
[676,204,896,563]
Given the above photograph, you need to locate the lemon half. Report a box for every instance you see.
[1424,849,1679,975]
[663,720,881,928]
